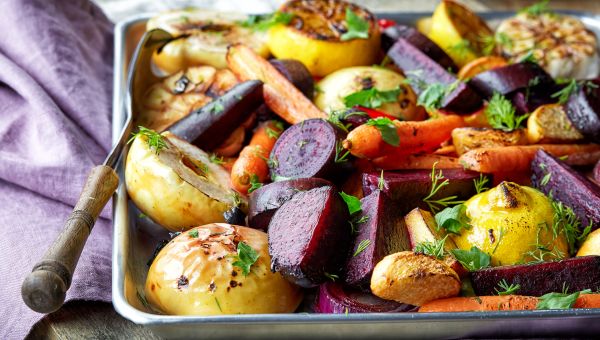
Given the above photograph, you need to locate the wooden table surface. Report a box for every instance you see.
[27,1,600,339]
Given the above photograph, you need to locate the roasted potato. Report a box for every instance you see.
[527,104,584,144]
[452,127,528,155]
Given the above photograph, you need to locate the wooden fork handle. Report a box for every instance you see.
[21,165,119,313]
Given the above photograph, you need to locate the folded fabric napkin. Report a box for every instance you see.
[0,0,114,338]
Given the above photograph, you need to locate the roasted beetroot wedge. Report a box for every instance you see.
[270,59,314,100]
[344,190,411,290]
[382,25,457,72]
[363,169,483,214]
[166,80,263,150]
[468,62,553,99]
[387,38,482,114]
[269,119,347,181]
[566,78,600,143]
[268,186,352,287]
[471,256,600,296]
[531,150,600,230]
[316,282,415,313]
[248,178,332,230]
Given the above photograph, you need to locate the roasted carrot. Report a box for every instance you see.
[343,114,464,159]
[420,294,600,312]
[373,153,461,170]
[433,145,457,156]
[230,121,283,194]
[459,144,600,173]
[457,56,508,80]
[212,126,245,157]
[226,44,326,124]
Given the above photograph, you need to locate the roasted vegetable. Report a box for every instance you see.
[145,224,302,315]
[370,251,461,306]
[453,182,568,266]
[565,78,600,144]
[316,282,415,313]
[269,59,315,99]
[578,229,600,256]
[470,256,600,296]
[147,9,269,72]
[468,62,552,99]
[404,208,457,251]
[452,127,528,155]
[457,56,508,80]
[373,153,461,170]
[268,186,352,287]
[267,0,380,77]
[527,104,584,144]
[126,131,242,231]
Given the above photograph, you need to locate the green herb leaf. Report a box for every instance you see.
[378,170,385,191]
[435,204,471,235]
[537,289,591,310]
[232,242,259,276]
[485,92,529,131]
[551,198,589,256]
[340,8,369,41]
[353,239,372,257]
[209,153,225,165]
[343,87,401,109]
[340,192,362,215]
[365,117,399,146]
[349,215,369,235]
[423,163,465,213]
[188,229,199,238]
[551,79,577,105]
[324,272,339,281]
[495,279,521,295]
[214,297,223,312]
[240,11,294,31]
[448,39,472,59]
[248,174,263,193]
[519,0,552,16]
[413,235,448,260]
[335,140,351,163]
[417,82,456,112]
[519,49,539,64]
[451,246,491,271]
[473,173,490,194]
[129,126,168,155]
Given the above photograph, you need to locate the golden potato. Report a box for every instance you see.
[370,251,460,306]
[527,104,584,144]
[145,224,303,315]
[452,127,528,155]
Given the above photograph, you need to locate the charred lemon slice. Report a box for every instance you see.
[428,0,493,68]
[267,0,380,77]
[147,9,269,73]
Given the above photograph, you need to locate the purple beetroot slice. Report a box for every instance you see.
[269,59,315,100]
[248,177,332,231]
[344,190,411,290]
[268,186,352,288]
[531,149,600,230]
[387,37,482,114]
[316,282,415,313]
[382,25,457,73]
[269,118,346,181]
[471,256,600,296]
[468,62,553,99]
[565,78,600,143]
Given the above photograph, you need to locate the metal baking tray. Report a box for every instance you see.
[111,10,600,339]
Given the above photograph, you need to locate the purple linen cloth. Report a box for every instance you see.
[0,0,114,338]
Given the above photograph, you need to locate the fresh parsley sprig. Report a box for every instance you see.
[435,204,471,235]
[340,192,362,215]
[416,81,459,112]
[340,8,369,41]
[485,93,529,131]
[343,87,401,109]
[537,289,591,310]
[365,117,399,147]
[451,246,491,271]
[232,241,259,276]
[240,11,294,31]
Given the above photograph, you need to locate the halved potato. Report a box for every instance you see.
[527,104,584,144]
[370,251,460,306]
[145,223,303,315]
[125,131,243,231]
[452,127,528,155]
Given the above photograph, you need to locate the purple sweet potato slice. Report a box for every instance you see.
[344,190,411,290]
[468,62,553,99]
[387,38,482,114]
[531,149,600,230]
[269,119,346,181]
[248,177,332,231]
[471,256,600,296]
[565,78,600,143]
[316,282,415,313]
[268,186,352,287]
[362,169,484,214]
[269,59,314,100]
[382,25,457,73]
[166,80,263,150]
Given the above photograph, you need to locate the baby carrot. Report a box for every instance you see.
[419,295,539,312]
[373,153,461,170]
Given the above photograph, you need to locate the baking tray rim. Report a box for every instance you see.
[110,10,600,328]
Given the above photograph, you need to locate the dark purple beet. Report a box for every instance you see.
[270,59,314,100]
[166,80,263,150]
[387,38,482,114]
[362,169,483,214]
[471,256,600,296]
[594,160,600,184]
[531,150,600,230]
[565,78,600,143]
[268,186,352,287]
[468,62,553,99]
[269,119,346,181]
[509,87,558,115]
[248,178,332,231]
[337,108,370,131]
[382,25,457,72]
[316,282,415,313]
[345,191,411,290]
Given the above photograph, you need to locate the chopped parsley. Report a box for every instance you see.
[365,117,399,147]
[232,241,259,276]
[485,93,528,131]
[240,11,294,31]
[353,239,372,257]
[451,246,491,271]
[340,8,369,41]
[188,229,199,238]
[129,126,168,155]
[343,87,401,109]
